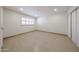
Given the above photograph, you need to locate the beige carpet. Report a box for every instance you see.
[3,30,79,52]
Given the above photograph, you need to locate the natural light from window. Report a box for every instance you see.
[21,17,35,25]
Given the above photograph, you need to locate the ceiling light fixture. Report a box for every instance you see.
[20,8,24,11]
[54,9,57,12]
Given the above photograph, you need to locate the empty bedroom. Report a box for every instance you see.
[0,6,79,52]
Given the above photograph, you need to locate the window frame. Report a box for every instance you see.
[21,17,36,26]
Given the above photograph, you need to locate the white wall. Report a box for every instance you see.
[37,12,68,34]
[0,7,3,51]
[3,8,68,38]
[77,8,79,47]
[3,8,36,38]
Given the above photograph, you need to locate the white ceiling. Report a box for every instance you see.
[4,6,70,18]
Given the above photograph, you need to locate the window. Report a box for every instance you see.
[21,17,35,25]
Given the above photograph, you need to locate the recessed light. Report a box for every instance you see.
[20,8,24,11]
[54,9,57,12]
